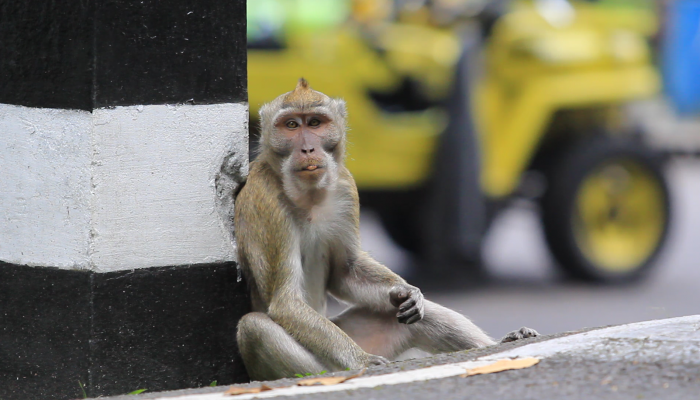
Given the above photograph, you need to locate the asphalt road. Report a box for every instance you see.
[117,317,700,400]
[356,158,700,340]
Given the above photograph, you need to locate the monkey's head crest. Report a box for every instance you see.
[281,78,327,109]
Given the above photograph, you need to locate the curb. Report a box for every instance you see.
[100,316,700,400]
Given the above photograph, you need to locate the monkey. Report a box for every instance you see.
[234,78,538,381]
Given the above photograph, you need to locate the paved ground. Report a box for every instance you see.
[105,316,700,400]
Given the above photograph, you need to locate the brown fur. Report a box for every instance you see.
[281,78,327,111]
[234,79,538,382]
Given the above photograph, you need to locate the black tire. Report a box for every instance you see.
[541,136,671,283]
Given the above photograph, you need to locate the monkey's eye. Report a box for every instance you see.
[308,118,321,127]
[285,120,299,129]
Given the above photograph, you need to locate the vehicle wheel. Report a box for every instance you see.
[541,137,671,283]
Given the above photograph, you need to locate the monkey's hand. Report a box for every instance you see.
[500,327,539,343]
[389,285,425,324]
[364,353,390,367]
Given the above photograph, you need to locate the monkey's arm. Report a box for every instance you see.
[267,289,384,370]
[235,176,385,370]
[329,250,425,324]
[246,246,383,369]
[328,171,424,323]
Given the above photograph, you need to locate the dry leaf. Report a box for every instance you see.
[297,369,366,386]
[224,384,275,396]
[461,358,540,377]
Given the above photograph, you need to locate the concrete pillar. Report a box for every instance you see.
[0,1,249,398]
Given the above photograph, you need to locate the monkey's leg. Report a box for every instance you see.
[237,312,328,381]
[331,301,496,360]
[407,300,497,352]
[330,307,414,360]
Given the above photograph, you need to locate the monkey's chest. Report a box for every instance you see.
[299,240,330,315]
[298,203,349,315]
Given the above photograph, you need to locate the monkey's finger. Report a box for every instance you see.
[398,297,416,312]
[404,313,423,325]
[397,307,419,324]
[390,291,409,308]
[397,309,415,320]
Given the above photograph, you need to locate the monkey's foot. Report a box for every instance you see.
[366,354,389,367]
[500,327,540,343]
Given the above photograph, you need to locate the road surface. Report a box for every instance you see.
[112,316,700,400]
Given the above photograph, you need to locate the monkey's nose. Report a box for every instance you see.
[301,146,315,154]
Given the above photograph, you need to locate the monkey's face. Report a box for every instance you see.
[258,79,348,193]
[274,111,341,186]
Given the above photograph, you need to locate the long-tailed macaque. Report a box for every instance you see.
[235,79,538,381]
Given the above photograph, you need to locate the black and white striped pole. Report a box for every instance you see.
[0,1,250,398]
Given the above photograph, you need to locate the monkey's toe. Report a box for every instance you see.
[366,354,389,367]
[518,327,539,338]
[500,326,540,343]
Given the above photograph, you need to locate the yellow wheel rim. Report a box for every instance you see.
[573,160,666,273]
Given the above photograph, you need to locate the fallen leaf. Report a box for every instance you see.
[461,358,540,377]
[224,384,275,396]
[297,369,366,386]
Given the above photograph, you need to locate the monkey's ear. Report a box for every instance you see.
[330,98,347,120]
[259,102,272,126]
[258,99,282,137]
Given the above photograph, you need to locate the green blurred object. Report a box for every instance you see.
[247,0,671,284]
[247,0,350,42]
[594,0,655,9]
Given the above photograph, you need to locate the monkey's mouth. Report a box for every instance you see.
[299,165,323,172]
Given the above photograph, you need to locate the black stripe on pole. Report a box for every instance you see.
[93,0,247,108]
[0,0,247,111]
[0,262,250,400]
[0,1,94,110]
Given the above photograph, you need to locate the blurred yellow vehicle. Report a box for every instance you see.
[247,0,670,283]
